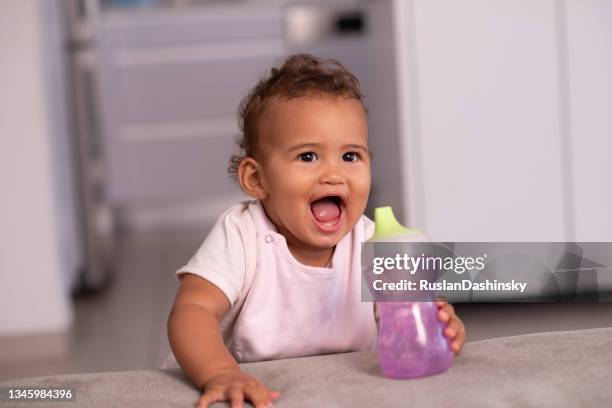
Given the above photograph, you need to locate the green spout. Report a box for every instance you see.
[372,206,427,242]
[373,206,412,238]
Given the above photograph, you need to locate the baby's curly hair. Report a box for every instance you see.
[228,54,365,179]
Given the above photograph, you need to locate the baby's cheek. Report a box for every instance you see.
[354,179,371,201]
[344,208,363,233]
[351,193,369,217]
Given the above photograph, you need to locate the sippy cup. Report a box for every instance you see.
[371,206,454,379]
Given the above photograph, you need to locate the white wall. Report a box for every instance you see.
[0,0,74,335]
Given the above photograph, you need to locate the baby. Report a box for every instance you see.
[167,54,466,408]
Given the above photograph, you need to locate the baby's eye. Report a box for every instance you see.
[298,152,318,162]
[342,152,359,162]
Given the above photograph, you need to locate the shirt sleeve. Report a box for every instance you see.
[176,202,254,306]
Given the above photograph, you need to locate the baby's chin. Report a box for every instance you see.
[308,239,340,250]
[304,224,355,249]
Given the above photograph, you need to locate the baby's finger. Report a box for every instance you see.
[437,303,455,322]
[228,387,245,408]
[452,326,466,353]
[196,388,224,408]
[435,299,448,307]
[443,317,462,338]
[243,383,274,408]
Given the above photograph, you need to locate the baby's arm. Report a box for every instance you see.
[168,274,280,408]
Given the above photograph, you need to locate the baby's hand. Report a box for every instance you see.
[196,368,281,408]
[436,300,466,354]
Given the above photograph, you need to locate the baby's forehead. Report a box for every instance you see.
[256,95,368,151]
[256,100,368,162]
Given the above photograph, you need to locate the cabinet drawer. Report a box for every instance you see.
[100,51,283,123]
[100,5,283,47]
[106,133,240,202]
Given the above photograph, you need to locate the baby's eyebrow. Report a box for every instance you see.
[285,143,370,154]
[286,143,321,153]
[342,144,369,153]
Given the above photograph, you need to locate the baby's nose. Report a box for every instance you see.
[319,170,345,185]
[319,160,347,184]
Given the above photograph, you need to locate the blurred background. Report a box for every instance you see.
[1,0,612,381]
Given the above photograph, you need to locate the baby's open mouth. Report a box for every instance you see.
[310,196,344,230]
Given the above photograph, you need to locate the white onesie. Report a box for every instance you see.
[164,200,377,366]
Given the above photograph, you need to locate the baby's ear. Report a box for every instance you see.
[238,157,268,200]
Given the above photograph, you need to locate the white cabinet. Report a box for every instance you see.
[372,0,611,241]
[94,2,370,206]
[95,6,285,203]
[565,0,612,241]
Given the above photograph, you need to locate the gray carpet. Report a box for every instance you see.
[2,327,611,407]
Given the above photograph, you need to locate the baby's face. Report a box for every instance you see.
[256,95,370,253]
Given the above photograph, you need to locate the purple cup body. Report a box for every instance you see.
[377,301,454,379]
